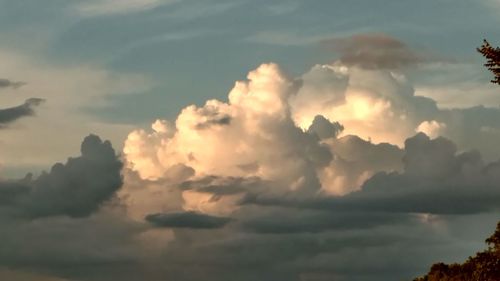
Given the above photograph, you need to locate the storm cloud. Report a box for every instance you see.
[244,133,500,215]
[0,15,499,279]
[0,134,123,219]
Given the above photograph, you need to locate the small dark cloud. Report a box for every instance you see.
[307,115,344,140]
[0,98,45,127]
[237,162,260,173]
[321,33,442,69]
[145,211,231,229]
[180,175,268,196]
[0,134,123,219]
[195,115,232,130]
[0,78,26,89]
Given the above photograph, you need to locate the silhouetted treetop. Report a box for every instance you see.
[413,221,500,281]
[478,39,500,85]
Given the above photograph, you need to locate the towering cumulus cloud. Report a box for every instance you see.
[124,64,329,214]
[2,35,500,281]
[123,63,400,220]
[114,35,500,281]
[290,63,440,146]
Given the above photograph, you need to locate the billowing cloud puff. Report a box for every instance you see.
[318,134,403,195]
[290,63,440,146]
[291,63,500,161]
[247,133,500,215]
[0,134,123,218]
[124,63,335,214]
[307,115,344,140]
[116,57,500,281]
[416,120,447,138]
[124,60,500,215]
[3,46,500,281]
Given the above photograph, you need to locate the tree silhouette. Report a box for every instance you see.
[413,221,500,281]
[477,40,500,85]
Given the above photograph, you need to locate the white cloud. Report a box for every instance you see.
[123,59,500,213]
[290,63,438,146]
[416,120,447,138]
[124,64,329,214]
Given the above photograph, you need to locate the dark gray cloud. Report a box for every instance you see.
[145,211,231,229]
[328,134,404,173]
[0,78,26,89]
[437,106,500,162]
[0,134,123,218]
[0,98,44,127]
[0,1,498,280]
[241,209,408,234]
[322,33,442,69]
[307,115,344,140]
[195,114,232,130]
[146,213,482,281]
[180,175,268,197]
[244,133,500,215]
[344,133,500,214]
[1,133,497,281]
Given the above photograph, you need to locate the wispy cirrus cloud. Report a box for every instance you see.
[74,0,178,17]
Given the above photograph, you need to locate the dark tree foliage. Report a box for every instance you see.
[413,221,500,281]
[477,40,500,85]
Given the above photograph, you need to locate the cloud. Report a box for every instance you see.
[349,133,500,214]
[146,211,231,229]
[0,98,44,127]
[289,63,441,146]
[240,208,407,234]
[0,78,25,89]
[0,134,123,218]
[11,35,494,281]
[74,0,176,17]
[115,57,500,280]
[0,48,150,173]
[318,134,403,195]
[416,120,447,138]
[0,268,71,281]
[124,63,328,214]
[246,133,500,215]
[307,115,344,140]
[290,62,500,162]
[321,33,442,70]
[0,209,157,279]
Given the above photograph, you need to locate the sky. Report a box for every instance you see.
[0,0,500,280]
